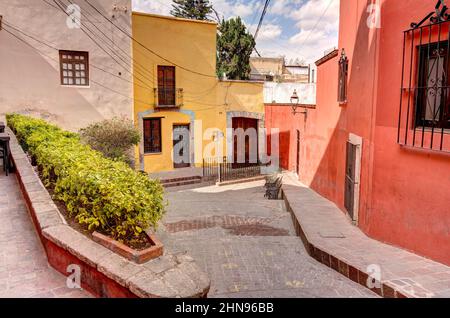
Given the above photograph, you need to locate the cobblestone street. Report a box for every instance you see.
[0,171,91,298]
[160,181,377,298]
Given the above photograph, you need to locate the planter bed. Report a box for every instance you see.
[93,232,163,264]
[7,127,210,298]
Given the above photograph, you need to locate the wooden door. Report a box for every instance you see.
[173,125,190,169]
[232,117,258,167]
[157,66,175,106]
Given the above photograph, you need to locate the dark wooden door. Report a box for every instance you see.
[296,130,301,176]
[344,142,357,220]
[173,125,190,169]
[232,117,258,167]
[158,66,175,106]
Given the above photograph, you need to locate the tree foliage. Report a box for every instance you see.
[217,17,255,80]
[171,0,214,21]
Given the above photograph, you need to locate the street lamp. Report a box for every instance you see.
[290,89,308,117]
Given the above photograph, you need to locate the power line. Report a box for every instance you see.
[297,0,334,49]
[254,0,271,41]
[85,0,217,79]
[51,0,155,89]
[66,0,156,81]
[1,20,138,86]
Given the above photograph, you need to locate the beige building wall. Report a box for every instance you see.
[249,57,284,81]
[0,0,133,131]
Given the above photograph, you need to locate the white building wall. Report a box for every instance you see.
[0,0,133,131]
[264,82,316,105]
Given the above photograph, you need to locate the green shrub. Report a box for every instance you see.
[6,114,165,244]
[79,117,140,165]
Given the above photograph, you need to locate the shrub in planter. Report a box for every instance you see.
[6,114,165,246]
[79,117,140,165]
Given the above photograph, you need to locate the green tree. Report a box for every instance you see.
[217,17,255,80]
[171,0,214,21]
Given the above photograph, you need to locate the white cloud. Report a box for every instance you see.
[133,0,172,15]
[288,0,339,61]
[131,0,340,63]
[247,23,282,40]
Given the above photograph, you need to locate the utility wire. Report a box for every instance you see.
[1,20,142,88]
[254,0,271,42]
[66,0,156,80]
[1,24,223,110]
[51,0,155,89]
[84,0,217,79]
[297,0,334,49]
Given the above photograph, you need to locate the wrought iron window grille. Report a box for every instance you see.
[398,0,450,152]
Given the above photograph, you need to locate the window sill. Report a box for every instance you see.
[61,85,91,89]
[414,127,450,135]
[144,152,163,156]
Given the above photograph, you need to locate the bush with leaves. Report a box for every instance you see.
[6,114,165,245]
[79,117,140,165]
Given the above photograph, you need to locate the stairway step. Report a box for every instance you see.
[162,179,203,188]
[159,176,202,184]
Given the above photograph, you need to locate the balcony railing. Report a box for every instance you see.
[153,88,184,108]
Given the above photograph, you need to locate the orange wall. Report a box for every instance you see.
[267,0,450,265]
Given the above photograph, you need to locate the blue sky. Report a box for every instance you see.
[132,0,340,63]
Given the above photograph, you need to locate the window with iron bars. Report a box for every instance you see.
[338,49,348,104]
[399,5,450,152]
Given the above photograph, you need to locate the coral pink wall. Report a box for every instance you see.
[267,0,450,265]
[369,0,450,264]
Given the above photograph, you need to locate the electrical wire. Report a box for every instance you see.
[84,0,218,79]
[51,0,155,89]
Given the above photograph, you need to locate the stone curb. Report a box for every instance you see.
[7,127,210,298]
[282,183,417,298]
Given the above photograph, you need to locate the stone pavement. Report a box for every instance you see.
[282,172,450,298]
[159,181,377,298]
[0,170,91,298]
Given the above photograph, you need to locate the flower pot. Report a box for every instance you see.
[92,232,164,264]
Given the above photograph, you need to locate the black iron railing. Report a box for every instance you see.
[203,157,263,183]
[399,1,450,152]
[153,88,184,108]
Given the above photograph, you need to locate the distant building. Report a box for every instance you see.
[250,57,316,83]
[249,57,284,82]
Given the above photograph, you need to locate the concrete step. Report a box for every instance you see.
[159,175,202,185]
[162,178,203,188]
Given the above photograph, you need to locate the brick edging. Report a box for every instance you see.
[7,127,211,298]
[281,189,408,298]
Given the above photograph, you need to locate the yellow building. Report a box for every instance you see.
[132,12,265,173]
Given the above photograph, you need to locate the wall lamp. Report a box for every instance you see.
[291,89,308,118]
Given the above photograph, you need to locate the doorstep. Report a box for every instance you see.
[281,172,450,298]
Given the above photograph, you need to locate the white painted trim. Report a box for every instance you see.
[348,133,363,225]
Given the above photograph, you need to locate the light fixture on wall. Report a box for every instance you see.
[291,89,308,117]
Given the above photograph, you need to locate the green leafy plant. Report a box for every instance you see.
[79,117,140,165]
[6,114,165,245]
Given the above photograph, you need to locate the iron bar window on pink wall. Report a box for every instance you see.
[398,7,450,153]
[338,49,348,104]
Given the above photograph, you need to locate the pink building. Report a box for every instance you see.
[266,0,450,265]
